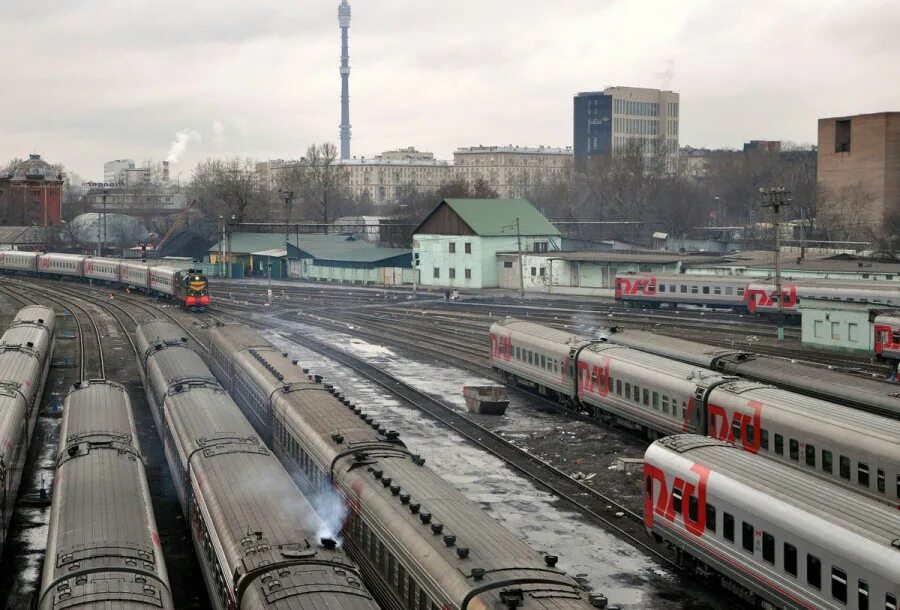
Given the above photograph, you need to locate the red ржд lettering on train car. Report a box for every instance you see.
[874,324,900,355]
[707,400,763,454]
[644,462,710,536]
[745,285,797,313]
[576,356,610,398]
[615,276,657,298]
[489,333,512,361]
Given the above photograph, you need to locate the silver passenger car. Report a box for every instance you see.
[0,305,55,556]
[208,324,604,610]
[645,435,900,610]
[135,321,378,610]
[38,380,174,609]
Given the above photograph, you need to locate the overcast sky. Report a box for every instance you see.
[2,0,898,179]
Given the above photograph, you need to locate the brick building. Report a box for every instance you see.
[0,154,65,226]
[818,112,900,232]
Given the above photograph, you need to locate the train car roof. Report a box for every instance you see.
[492,318,594,347]
[606,329,744,368]
[653,436,900,556]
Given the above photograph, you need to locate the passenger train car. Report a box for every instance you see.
[38,380,174,609]
[874,313,900,362]
[489,318,900,508]
[0,305,55,557]
[134,321,379,610]
[206,324,605,610]
[615,272,900,317]
[0,251,210,311]
[644,435,900,610]
[605,327,900,420]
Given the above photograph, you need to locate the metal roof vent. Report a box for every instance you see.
[331,434,344,444]
[390,484,400,495]
[372,469,383,479]
[419,512,431,524]
[381,477,392,487]
[471,568,485,581]
[386,431,400,441]
[430,523,443,535]
[443,535,456,546]
[409,502,420,514]
[500,589,524,609]
[544,555,558,567]
[399,493,410,504]
[320,538,337,550]
[456,547,469,559]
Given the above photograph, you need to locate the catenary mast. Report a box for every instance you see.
[338,0,352,160]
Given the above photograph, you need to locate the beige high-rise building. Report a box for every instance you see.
[818,112,900,233]
[452,146,573,198]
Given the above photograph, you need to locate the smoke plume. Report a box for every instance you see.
[166,129,201,163]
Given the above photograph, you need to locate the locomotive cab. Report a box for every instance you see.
[177,270,210,311]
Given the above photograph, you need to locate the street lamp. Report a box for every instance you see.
[101,189,109,254]
[218,215,225,277]
[760,186,792,342]
[282,190,294,245]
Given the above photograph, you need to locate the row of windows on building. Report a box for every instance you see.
[667,119,680,137]
[813,319,864,343]
[614,99,660,117]
[666,102,680,117]
[433,268,472,280]
[614,117,662,136]
[612,137,673,155]
[658,482,896,610]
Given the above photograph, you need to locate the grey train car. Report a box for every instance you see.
[0,305,55,556]
[134,321,378,610]
[38,380,174,609]
[490,318,900,508]
[207,324,605,610]
[605,328,900,420]
[645,435,900,610]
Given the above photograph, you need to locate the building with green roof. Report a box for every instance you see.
[412,198,561,288]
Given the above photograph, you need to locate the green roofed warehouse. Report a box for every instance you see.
[412,198,561,289]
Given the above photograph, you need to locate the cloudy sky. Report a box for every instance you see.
[2,0,898,179]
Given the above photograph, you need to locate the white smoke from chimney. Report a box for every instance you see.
[166,129,202,163]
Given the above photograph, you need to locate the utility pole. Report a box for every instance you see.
[218,216,225,277]
[515,217,524,300]
[282,190,294,245]
[101,190,108,254]
[760,187,791,341]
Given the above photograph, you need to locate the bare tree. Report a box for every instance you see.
[190,157,262,222]
[304,142,347,232]
[818,181,876,243]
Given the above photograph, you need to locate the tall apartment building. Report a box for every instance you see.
[452,146,573,198]
[340,152,452,205]
[103,159,135,184]
[818,112,900,231]
[574,86,680,170]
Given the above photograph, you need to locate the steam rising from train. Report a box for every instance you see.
[315,484,349,547]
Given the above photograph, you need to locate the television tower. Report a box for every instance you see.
[338,0,351,160]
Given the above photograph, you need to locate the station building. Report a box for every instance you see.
[412,198,562,289]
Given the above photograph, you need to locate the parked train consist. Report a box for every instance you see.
[605,327,900,420]
[0,305,55,556]
[490,318,900,508]
[206,324,605,610]
[0,251,210,311]
[134,321,378,610]
[38,380,173,609]
[645,435,900,610]
[615,272,900,316]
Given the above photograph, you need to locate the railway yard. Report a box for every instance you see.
[0,273,896,610]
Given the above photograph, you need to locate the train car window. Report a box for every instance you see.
[688,495,698,522]
[701,286,709,294]
[731,419,741,442]
[840,456,851,479]
[669,284,675,292]
[774,434,784,455]
[691,286,699,294]
[633,385,640,403]
[877,469,885,493]
[784,543,798,576]
[625,382,631,397]
[725,287,734,296]
[659,285,666,293]
[789,438,799,461]
[807,555,822,590]
[652,392,659,410]
[831,567,848,604]
[723,513,734,542]
[616,380,622,395]
[823,450,833,473]
[407,575,417,608]
[672,488,682,514]
[680,285,687,293]
[706,503,716,532]
[760,429,769,450]
[762,532,775,564]
[805,444,816,467]
[857,580,869,610]
[886,592,897,610]
[642,389,649,406]
[528,351,533,365]
[713,286,722,295]
[858,463,870,487]
[540,355,546,369]
[662,395,669,412]
[737,287,745,296]
[746,424,755,444]
[741,522,754,553]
